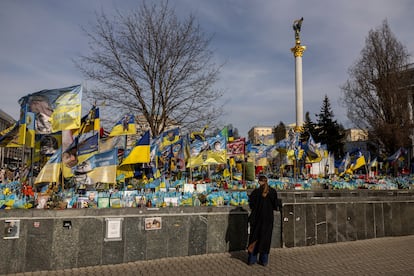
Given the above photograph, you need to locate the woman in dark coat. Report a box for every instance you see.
[247,175,278,266]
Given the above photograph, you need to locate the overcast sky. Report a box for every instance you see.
[1,0,413,137]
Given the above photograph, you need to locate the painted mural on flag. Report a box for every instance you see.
[18,84,82,134]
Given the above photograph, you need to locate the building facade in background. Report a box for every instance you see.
[247,126,275,145]
[0,109,23,169]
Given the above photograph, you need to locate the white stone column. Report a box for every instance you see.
[295,56,304,127]
[291,42,306,131]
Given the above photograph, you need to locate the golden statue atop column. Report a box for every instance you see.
[291,17,306,57]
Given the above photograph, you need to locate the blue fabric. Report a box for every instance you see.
[248,252,257,265]
[259,253,268,266]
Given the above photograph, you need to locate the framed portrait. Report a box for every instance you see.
[145,217,162,231]
[3,220,20,239]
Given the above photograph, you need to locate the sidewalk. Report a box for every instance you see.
[5,235,414,276]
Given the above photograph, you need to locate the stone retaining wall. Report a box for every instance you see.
[0,206,281,274]
[2,190,414,274]
[279,190,414,248]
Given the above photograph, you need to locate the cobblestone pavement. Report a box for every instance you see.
[4,235,414,276]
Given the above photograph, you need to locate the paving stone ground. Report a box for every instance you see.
[4,235,414,276]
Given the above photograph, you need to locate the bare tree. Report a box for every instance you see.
[341,20,412,155]
[77,1,223,137]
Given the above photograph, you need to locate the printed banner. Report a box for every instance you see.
[73,149,118,186]
[227,138,245,157]
[18,84,82,134]
[187,133,227,167]
[160,128,180,148]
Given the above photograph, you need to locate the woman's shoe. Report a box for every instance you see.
[247,252,257,265]
[258,253,268,266]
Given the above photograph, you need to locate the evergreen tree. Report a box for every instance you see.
[315,95,345,158]
[301,111,317,142]
[273,121,286,143]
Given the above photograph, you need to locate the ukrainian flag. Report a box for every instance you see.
[121,131,150,165]
[109,114,136,136]
[346,153,366,174]
[34,147,62,184]
[352,155,366,171]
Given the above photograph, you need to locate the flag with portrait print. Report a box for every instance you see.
[160,127,180,148]
[72,148,118,184]
[18,84,82,134]
[187,132,227,167]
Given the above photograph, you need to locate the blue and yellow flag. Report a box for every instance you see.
[0,122,24,147]
[228,128,234,142]
[187,132,227,167]
[305,135,322,163]
[61,106,100,177]
[51,86,82,131]
[25,110,36,148]
[345,152,366,174]
[116,164,135,181]
[351,154,366,172]
[121,131,150,165]
[0,104,29,147]
[190,125,208,142]
[74,149,118,184]
[62,132,99,178]
[161,127,180,148]
[109,114,136,136]
[34,147,62,184]
[74,106,100,135]
[18,85,82,134]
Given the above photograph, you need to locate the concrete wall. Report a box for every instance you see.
[282,199,414,247]
[2,190,414,274]
[0,206,282,274]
